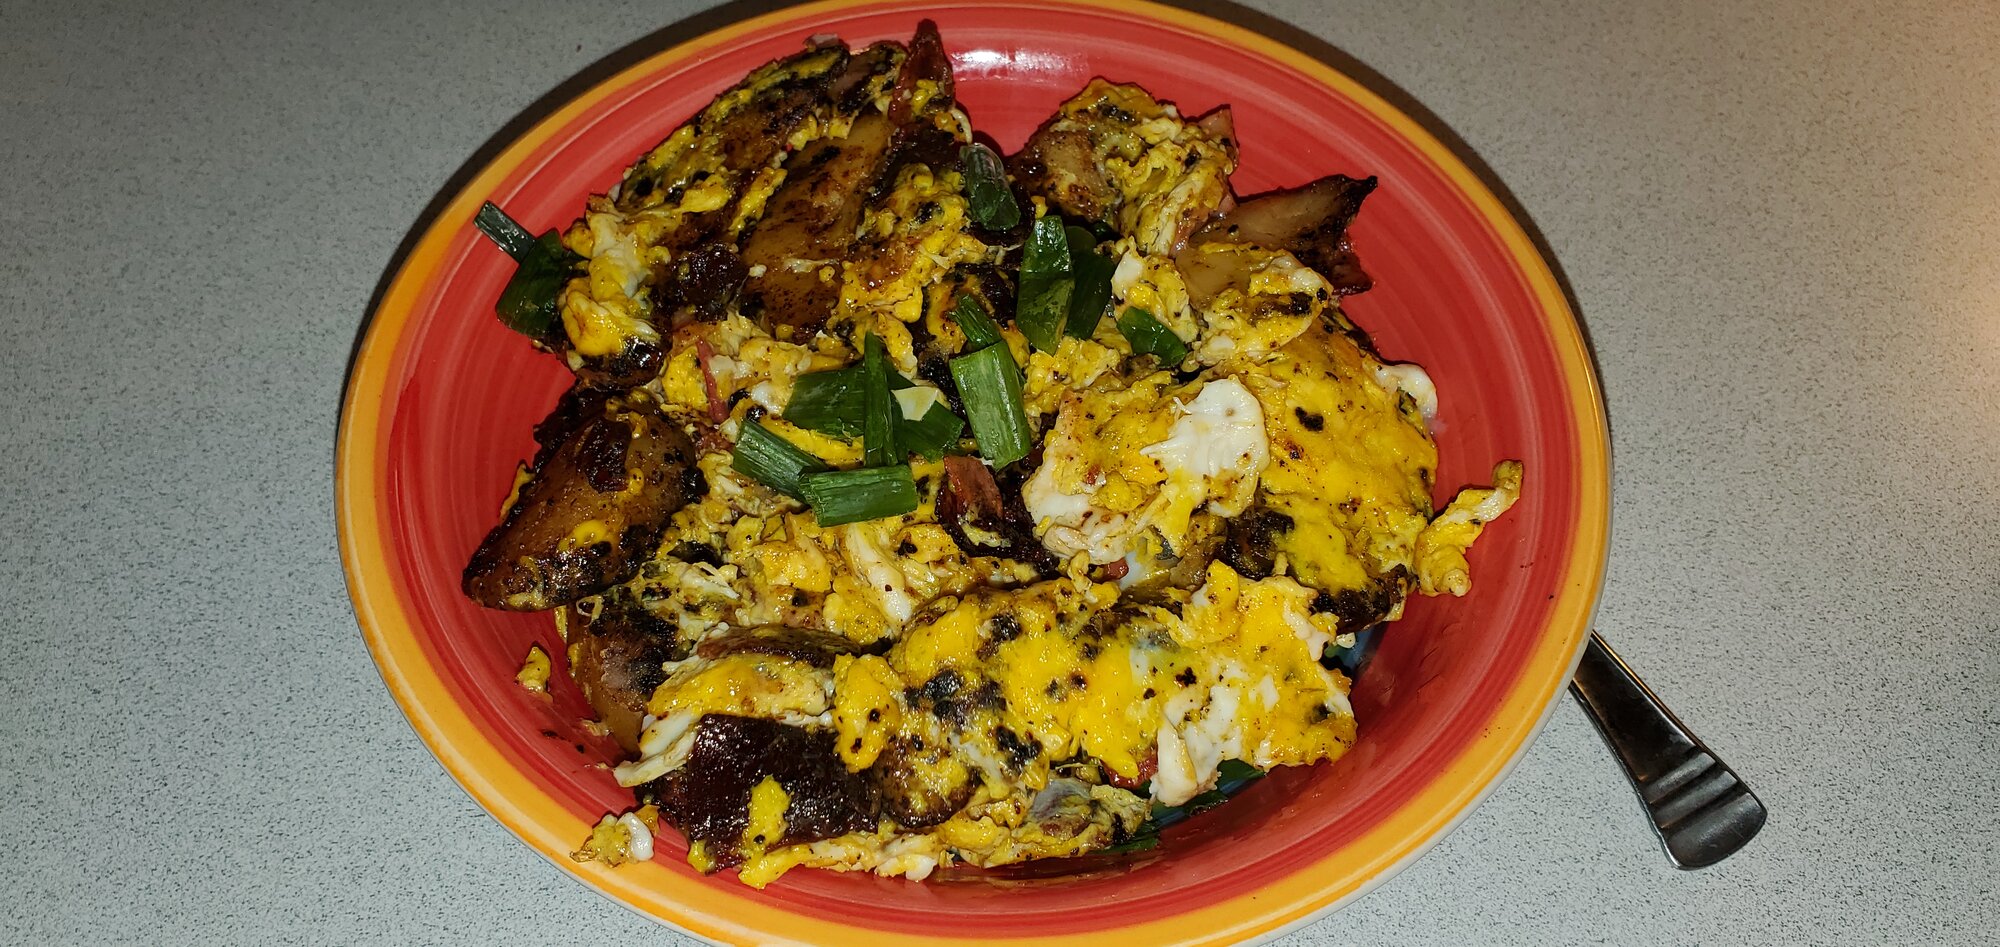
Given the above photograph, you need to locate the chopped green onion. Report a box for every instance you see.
[1016,274,1073,354]
[1016,215,1080,352]
[895,397,965,461]
[783,366,866,438]
[861,334,896,467]
[784,362,916,440]
[472,201,577,340]
[493,235,574,339]
[1021,214,1073,279]
[950,294,1005,351]
[474,202,538,260]
[960,143,1020,230]
[1064,225,1115,339]
[801,465,920,526]
[950,343,1032,468]
[730,421,831,500]
[1116,307,1190,365]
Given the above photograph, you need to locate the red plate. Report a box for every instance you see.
[337,1,1609,943]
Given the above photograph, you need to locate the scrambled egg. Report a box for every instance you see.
[515,645,551,693]
[570,806,659,866]
[1025,374,1268,564]
[498,31,1522,889]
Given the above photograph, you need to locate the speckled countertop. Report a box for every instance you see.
[3,0,1996,944]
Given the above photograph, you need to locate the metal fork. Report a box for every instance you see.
[1569,633,1768,868]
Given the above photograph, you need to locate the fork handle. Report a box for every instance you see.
[1569,633,1767,868]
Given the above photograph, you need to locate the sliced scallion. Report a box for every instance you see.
[898,404,965,462]
[950,343,1032,468]
[1064,225,1115,339]
[731,421,831,500]
[960,143,1020,230]
[861,334,896,467]
[1017,215,1079,352]
[474,202,538,260]
[784,366,867,438]
[950,294,1005,351]
[801,465,920,527]
[1016,276,1073,353]
[784,363,917,440]
[892,387,964,461]
[1022,214,1073,279]
[472,201,578,340]
[1116,307,1190,365]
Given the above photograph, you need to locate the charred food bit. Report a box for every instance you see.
[650,715,880,868]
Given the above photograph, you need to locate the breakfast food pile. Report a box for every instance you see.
[460,21,1521,887]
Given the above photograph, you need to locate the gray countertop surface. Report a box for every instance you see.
[4,0,1996,944]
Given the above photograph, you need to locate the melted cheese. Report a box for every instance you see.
[1415,461,1523,595]
[870,567,1352,807]
[734,777,799,887]
[1238,319,1438,596]
[643,653,830,720]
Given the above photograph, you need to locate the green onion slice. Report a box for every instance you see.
[1016,275,1073,354]
[950,343,1032,468]
[960,143,1021,230]
[785,361,917,441]
[473,202,577,340]
[1016,215,1081,352]
[1064,225,1115,339]
[473,202,538,260]
[893,387,965,461]
[861,334,896,467]
[731,421,831,500]
[1021,214,1073,279]
[783,366,866,438]
[949,294,1005,352]
[1116,307,1190,365]
[801,465,920,527]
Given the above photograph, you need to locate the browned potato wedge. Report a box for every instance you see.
[613,45,850,221]
[563,591,690,753]
[1008,124,1117,228]
[692,624,890,665]
[462,395,698,611]
[740,21,957,340]
[555,45,853,381]
[1191,174,1377,294]
[738,112,894,338]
